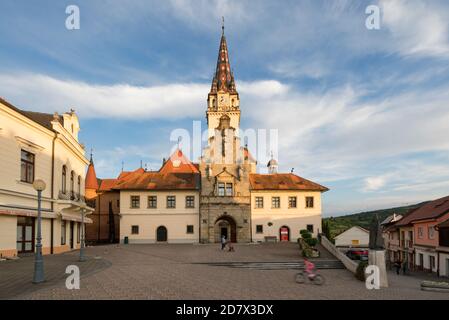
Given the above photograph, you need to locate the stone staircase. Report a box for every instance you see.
[197,259,345,270]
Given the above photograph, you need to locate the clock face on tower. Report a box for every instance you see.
[218,94,229,108]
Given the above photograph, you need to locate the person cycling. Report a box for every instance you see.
[304,258,316,278]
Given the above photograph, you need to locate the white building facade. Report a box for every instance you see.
[0,98,92,258]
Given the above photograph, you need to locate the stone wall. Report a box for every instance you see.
[321,235,358,274]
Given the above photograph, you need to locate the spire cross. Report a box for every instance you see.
[222,16,225,34]
[177,137,182,150]
[90,148,93,162]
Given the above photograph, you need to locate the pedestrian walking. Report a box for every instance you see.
[221,235,226,250]
[394,259,401,275]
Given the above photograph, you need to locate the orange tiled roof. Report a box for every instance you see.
[107,160,200,190]
[114,172,200,190]
[85,162,99,190]
[98,179,118,192]
[249,173,328,191]
[159,149,199,174]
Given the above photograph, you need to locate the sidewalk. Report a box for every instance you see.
[0,250,111,299]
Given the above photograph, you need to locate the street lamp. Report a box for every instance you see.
[32,179,46,284]
[79,206,86,262]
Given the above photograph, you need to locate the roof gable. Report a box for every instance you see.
[159,149,199,174]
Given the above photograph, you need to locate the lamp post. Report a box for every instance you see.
[79,206,86,262]
[32,179,46,284]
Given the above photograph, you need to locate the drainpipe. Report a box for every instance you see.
[51,133,57,211]
[50,133,57,254]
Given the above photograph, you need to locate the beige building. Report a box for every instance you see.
[0,98,92,258]
[113,150,201,244]
[334,226,370,248]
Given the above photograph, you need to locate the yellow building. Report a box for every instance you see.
[0,98,93,258]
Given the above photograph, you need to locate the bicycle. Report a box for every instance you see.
[295,271,325,285]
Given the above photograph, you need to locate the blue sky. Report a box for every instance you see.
[1,0,449,216]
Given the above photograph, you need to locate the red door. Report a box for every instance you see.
[280,227,289,242]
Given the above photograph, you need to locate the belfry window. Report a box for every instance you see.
[226,183,233,196]
[218,183,225,196]
[217,182,233,196]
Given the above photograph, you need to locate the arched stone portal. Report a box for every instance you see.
[214,215,237,243]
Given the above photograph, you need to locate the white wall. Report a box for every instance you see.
[251,190,323,242]
[335,227,369,247]
[415,248,438,272]
[439,253,449,277]
[120,190,200,243]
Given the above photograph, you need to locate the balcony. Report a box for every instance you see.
[58,190,70,200]
[58,190,84,203]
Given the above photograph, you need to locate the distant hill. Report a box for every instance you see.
[323,201,428,239]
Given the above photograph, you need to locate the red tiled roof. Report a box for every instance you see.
[85,162,99,190]
[114,172,200,190]
[249,173,329,191]
[395,195,449,226]
[98,179,118,192]
[159,149,199,174]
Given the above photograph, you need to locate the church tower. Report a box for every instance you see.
[206,22,240,138]
[199,23,256,244]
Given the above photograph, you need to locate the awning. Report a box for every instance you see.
[0,208,57,219]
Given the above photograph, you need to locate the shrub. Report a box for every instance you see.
[300,229,309,235]
[305,238,318,247]
[355,261,368,282]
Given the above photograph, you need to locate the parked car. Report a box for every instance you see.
[346,249,369,261]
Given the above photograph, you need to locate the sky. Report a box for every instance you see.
[1,0,449,216]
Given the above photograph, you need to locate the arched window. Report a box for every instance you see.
[62,166,67,194]
[70,171,75,199]
[77,176,81,199]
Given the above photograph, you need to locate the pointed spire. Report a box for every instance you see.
[85,152,99,190]
[89,148,93,164]
[210,19,237,94]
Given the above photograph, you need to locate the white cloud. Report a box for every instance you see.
[0,73,208,119]
[381,0,449,57]
[363,176,387,192]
